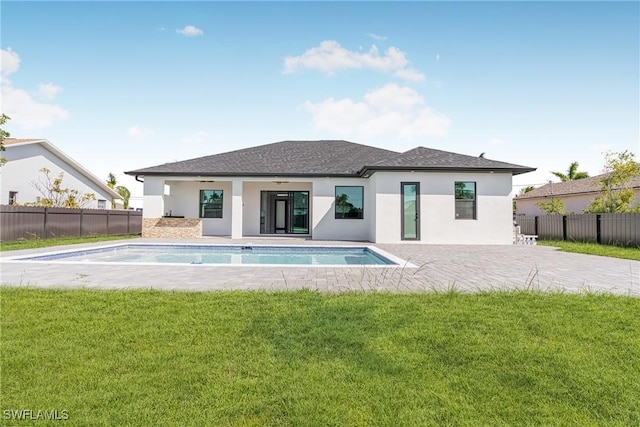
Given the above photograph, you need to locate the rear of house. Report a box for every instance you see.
[126,140,535,244]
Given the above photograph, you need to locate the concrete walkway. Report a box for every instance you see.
[1,237,638,295]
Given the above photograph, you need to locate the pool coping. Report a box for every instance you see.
[1,242,417,269]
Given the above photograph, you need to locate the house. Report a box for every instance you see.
[514,173,640,216]
[125,140,535,244]
[1,138,122,209]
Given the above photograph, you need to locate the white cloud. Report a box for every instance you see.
[37,82,62,100]
[393,68,426,83]
[367,33,387,41]
[127,125,154,138]
[0,48,69,129]
[303,83,450,139]
[1,48,20,75]
[176,25,203,37]
[283,40,425,83]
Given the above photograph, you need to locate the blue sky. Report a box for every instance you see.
[2,1,638,207]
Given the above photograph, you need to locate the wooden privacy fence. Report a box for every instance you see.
[0,205,142,242]
[515,213,640,247]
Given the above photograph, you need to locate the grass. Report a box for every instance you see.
[539,240,640,261]
[2,288,639,426]
[0,234,140,252]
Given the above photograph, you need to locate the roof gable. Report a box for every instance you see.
[4,138,122,200]
[362,146,535,175]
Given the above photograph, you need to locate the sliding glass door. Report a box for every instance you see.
[260,191,309,234]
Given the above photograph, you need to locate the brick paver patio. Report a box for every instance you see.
[1,237,638,296]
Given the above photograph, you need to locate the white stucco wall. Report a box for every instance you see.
[312,178,371,241]
[1,143,117,208]
[140,172,516,244]
[373,171,514,244]
[163,180,233,236]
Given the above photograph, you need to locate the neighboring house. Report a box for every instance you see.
[125,140,535,244]
[1,138,122,209]
[514,173,640,215]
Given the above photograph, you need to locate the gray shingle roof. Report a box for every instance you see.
[361,146,535,175]
[516,173,640,199]
[126,140,397,176]
[126,140,535,177]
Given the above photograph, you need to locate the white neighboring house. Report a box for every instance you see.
[515,174,640,216]
[1,138,122,209]
[126,140,535,244]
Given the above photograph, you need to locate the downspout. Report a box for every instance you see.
[135,175,144,183]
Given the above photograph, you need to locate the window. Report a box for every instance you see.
[200,190,223,218]
[8,191,18,205]
[335,186,364,219]
[455,182,476,220]
[97,199,107,209]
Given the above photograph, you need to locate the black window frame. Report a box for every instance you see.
[8,191,18,205]
[454,181,477,220]
[199,190,224,219]
[335,186,364,219]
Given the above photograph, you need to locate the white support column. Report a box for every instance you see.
[142,177,165,218]
[231,179,243,239]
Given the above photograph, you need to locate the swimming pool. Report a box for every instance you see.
[12,244,403,267]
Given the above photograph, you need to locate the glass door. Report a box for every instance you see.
[401,182,420,240]
[260,191,309,234]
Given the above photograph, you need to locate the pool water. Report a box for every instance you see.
[19,244,396,266]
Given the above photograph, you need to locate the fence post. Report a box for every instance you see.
[534,216,539,237]
[80,209,84,237]
[106,210,110,235]
[596,214,602,244]
[127,210,130,235]
[562,215,568,241]
[43,207,48,238]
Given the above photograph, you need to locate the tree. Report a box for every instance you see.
[27,168,97,208]
[106,172,117,189]
[335,193,352,218]
[106,172,117,207]
[0,113,10,166]
[116,185,131,209]
[479,152,486,158]
[584,150,640,213]
[519,185,535,195]
[536,197,567,215]
[551,161,589,182]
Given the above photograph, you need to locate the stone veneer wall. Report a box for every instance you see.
[142,218,202,238]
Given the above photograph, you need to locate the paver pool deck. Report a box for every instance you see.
[1,237,638,296]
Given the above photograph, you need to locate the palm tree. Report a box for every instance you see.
[106,172,117,189]
[106,173,117,208]
[551,162,589,182]
[116,186,131,209]
[519,185,535,195]
[335,193,352,218]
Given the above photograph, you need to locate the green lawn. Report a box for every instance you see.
[2,289,639,426]
[0,234,139,252]
[539,240,640,261]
